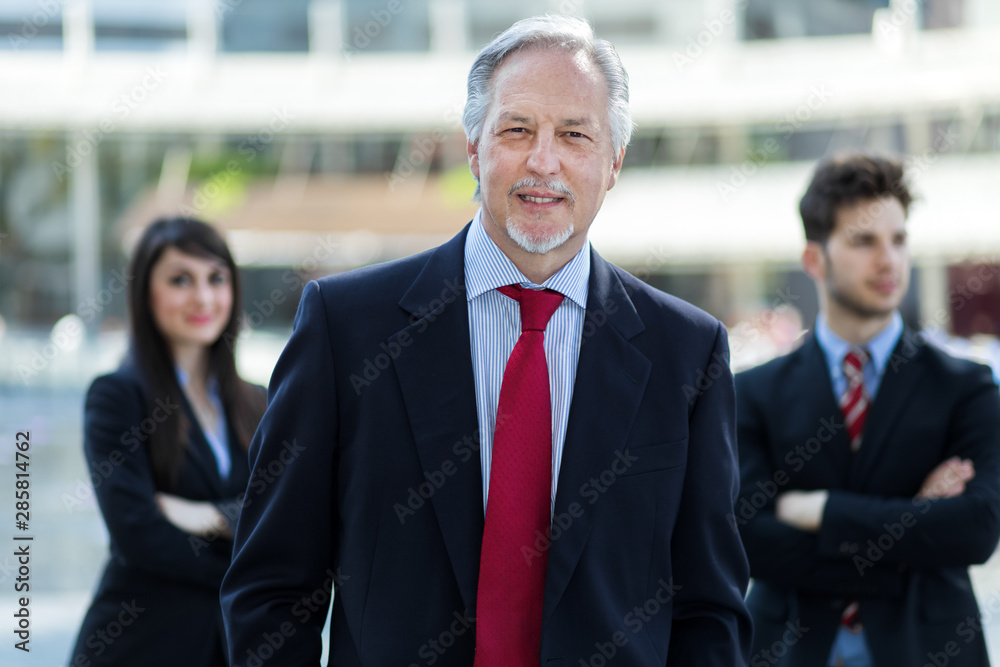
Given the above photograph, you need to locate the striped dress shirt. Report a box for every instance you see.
[464,210,589,514]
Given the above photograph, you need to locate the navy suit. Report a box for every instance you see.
[221,225,752,665]
[736,332,1000,666]
[71,364,254,667]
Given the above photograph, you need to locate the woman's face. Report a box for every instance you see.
[148,246,233,353]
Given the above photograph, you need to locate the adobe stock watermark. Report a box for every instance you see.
[223,235,347,350]
[6,0,66,51]
[631,246,673,283]
[579,578,683,666]
[68,599,146,666]
[750,619,809,666]
[385,106,463,193]
[61,394,182,513]
[345,0,404,55]
[727,415,842,533]
[717,84,835,202]
[408,609,475,667]
[882,258,1000,378]
[680,289,804,404]
[191,438,306,555]
[178,107,296,219]
[673,0,749,72]
[393,425,490,525]
[349,276,465,396]
[53,67,170,181]
[941,588,1000,666]
[213,0,244,20]
[853,457,976,576]
[873,0,921,52]
[18,266,134,383]
[521,449,640,566]
[232,567,349,667]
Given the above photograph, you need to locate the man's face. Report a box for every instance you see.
[468,47,624,259]
[808,196,910,320]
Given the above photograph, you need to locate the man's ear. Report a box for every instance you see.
[467,140,480,179]
[802,241,826,281]
[607,146,626,191]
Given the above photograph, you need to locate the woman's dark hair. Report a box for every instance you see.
[127,217,265,488]
[799,152,914,245]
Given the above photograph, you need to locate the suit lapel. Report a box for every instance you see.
[179,398,227,496]
[849,330,927,489]
[784,337,853,485]
[543,252,651,625]
[391,226,484,616]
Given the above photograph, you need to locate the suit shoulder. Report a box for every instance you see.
[917,338,997,385]
[611,265,721,335]
[735,343,805,389]
[87,365,145,407]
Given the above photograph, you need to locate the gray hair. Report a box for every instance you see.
[462,15,634,198]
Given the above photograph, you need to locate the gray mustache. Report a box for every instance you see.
[508,178,574,203]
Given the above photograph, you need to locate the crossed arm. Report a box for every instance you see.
[736,366,1000,595]
[776,456,975,531]
[155,492,234,539]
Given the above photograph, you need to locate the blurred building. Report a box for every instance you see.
[1,0,999,357]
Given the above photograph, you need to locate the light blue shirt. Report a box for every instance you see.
[464,209,589,514]
[175,367,232,478]
[814,311,904,401]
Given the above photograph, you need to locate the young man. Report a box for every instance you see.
[736,152,1000,666]
[222,15,751,666]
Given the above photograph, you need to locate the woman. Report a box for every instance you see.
[70,217,266,666]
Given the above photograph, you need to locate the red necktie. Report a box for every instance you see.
[839,348,869,633]
[840,349,870,453]
[475,284,564,666]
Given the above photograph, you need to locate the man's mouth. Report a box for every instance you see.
[518,194,563,204]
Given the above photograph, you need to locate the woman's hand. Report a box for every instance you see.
[155,492,233,539]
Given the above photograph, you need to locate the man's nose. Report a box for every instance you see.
[875,240,902,267]
[526,133,560,176]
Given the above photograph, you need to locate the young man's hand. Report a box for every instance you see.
[916,457,975,499]
[776,490,829,532]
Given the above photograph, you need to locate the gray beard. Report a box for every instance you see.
[505,217,574,255]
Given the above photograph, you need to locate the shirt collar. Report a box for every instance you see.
[464,208,590,308]
[815,311,903,378]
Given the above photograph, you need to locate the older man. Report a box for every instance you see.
[222,15,751,666]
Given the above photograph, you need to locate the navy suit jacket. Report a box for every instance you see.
[736,332,1000,666]
[221,225,751,666]
[71,363,253,667]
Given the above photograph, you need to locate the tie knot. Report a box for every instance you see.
[497,284,565,332]
[843,348,869,381]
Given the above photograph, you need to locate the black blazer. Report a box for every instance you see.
[221,225,752,665]
[736,331,1000,666]
[70,364,253,667]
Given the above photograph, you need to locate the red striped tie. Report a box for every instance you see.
[839,349,869,633]
[475,284,564,666]
[839,349,870,452]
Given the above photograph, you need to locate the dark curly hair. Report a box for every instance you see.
[799,152,914,244]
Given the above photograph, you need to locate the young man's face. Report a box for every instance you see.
[808,196,910,320]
